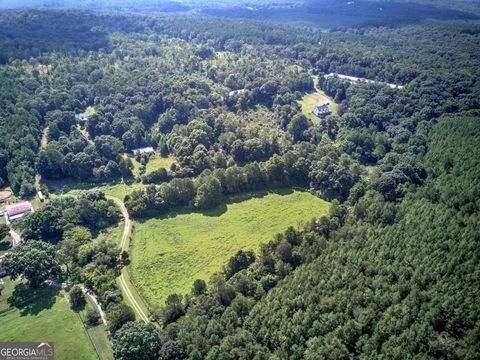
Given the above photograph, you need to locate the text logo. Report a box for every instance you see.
[0,342,54,360]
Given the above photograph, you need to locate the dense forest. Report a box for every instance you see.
[0,6,479,360]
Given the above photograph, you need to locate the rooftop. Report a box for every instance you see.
[132,147,155,155]
[6,201,33,217]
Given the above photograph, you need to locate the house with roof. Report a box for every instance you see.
[313,103,331,118]
[4,201,33,224]
[132,147,155,155]
[75,112,89,122]
[228,89,246,97]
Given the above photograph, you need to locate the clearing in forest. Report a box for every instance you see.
[130,189,330,309]
[300,90,338,124]
[130,153,174,177]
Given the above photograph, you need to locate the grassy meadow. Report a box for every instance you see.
[131,154,174,177]
[0,278,99,360]
[130,189,330,309]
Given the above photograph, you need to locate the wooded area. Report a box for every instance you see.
[0,7,479,360]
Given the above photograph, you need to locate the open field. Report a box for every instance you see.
[47,179,144,202]
[299,90,338,124]
[130,189,330,309]
[131,154,174,177]
[0,278,99,360]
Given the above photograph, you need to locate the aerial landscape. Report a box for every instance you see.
[0,0,479,359]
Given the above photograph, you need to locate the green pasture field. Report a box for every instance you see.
[130,189,330,309]
[0,278,99,360]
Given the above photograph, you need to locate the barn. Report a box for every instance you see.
[4,201,33,224]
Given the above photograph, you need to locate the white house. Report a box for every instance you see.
[75,112,89,122]
[4,201,33,224]
[132,147,155,155]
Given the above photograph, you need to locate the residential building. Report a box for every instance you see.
[313,103,331,118]
[132,147,155,155]
[4,201,33,224]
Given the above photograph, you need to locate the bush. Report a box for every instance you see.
[69,286,85,309]
[107,303,135,333]
[86,307,101,327]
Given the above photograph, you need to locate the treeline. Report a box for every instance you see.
[125,154,294,217]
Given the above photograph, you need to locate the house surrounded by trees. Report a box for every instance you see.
[313,103,331,118]
[132,147,155,155]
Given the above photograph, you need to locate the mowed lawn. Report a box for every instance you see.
[0,278,98,360]
[131,189,330,309]
[299,90,338,124]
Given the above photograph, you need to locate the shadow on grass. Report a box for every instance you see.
[135,187,296,222]
[7,283,59,316]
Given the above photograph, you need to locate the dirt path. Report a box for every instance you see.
[44,279,108,327]
[9,229,23,247]
[106,196,149,323]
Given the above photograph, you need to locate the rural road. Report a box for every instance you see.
[107,196,149,323]
[6,227,109,326]
[324,73,404,89]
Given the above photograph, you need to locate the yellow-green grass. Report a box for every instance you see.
[299,90,338,124]
[53,180,144,202]
[131,154,175,177]
[0,278,98,360]
[131,189,330,309]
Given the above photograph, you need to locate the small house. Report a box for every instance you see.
[75,112,89,122]
[37,191,45,202]
[313,103,331,118]
[132,147,155,155]
[228,89,246,97]
[4,201,33,224]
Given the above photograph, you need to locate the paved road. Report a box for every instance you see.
[107,196,149,323]
[324,73,404,89]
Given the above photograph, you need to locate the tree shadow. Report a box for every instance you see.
[136,187,297,221]
[7,283,59,316]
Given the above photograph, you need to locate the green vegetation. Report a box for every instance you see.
[155,116,480,359]
[0,4,479,358]
[131,154,174,177]
[131,189,330,309]
[0,278,98,360]
[61,181,143,201]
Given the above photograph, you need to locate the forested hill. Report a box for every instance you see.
[162,116,480,359]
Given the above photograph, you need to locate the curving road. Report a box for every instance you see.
[107,196,149,323]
